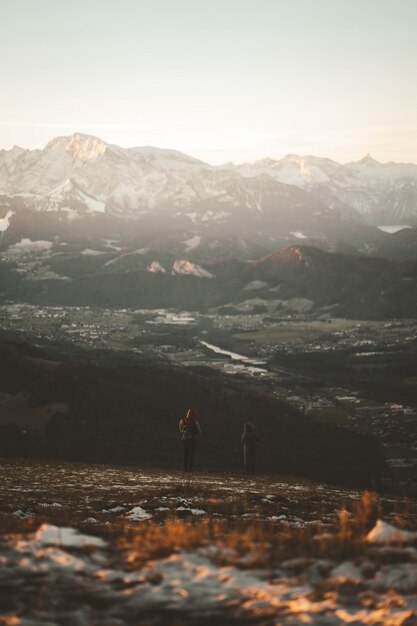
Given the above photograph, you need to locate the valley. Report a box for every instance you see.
[4,3,417,622]
[0,133,416,487]
[1,302,416,481]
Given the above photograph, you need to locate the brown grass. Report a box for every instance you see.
[117,492,392,571]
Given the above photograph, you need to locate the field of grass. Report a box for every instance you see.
[233,318,373,345]
[1,459,417,624]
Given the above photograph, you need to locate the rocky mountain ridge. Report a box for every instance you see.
[1,133,416,226]
[0,134,416,266]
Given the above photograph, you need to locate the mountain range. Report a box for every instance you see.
[1,133,417,225]
[0,133,416,317]
[0,133,416,259]
[1,235,416,319]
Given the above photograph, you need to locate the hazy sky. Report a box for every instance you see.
[1,0,417,163]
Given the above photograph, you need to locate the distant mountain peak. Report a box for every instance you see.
[172,259,214,279]
[258,245,317,266]
[358,153,379,166]
[284,153,302,161]
[45,133,108,160]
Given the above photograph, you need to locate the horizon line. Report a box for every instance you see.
[2,130,417,168]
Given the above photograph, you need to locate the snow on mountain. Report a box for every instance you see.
[1,133,417,228]
[235,153,417,225]
[236,153,417,191]
[378,225,412,234]
[1,134,287,218]
[172,259,214,279]
[184,235,201,251]
[235,154,340,187]
[0,210,14,235]
[289,231,308,239]
[6,238,53,259]
[147,261,167,274]
[128,146,207,171]
[0,134,213,211]
[47,178,106,214]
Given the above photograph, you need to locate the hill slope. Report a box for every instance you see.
[0,340,382,485]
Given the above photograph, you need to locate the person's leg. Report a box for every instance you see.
[189,440,197,472]
[184,441,189,471]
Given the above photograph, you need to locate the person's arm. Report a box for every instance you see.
[179,419,184,433]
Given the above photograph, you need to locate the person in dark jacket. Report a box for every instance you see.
[179,408,202,472]
[241,421,260,474]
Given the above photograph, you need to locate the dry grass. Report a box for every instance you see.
[1,459,416,576]
[117,492,401,572]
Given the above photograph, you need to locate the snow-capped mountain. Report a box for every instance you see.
[235,153,417,225]
[3,133,355,255]
[1,133,417,262]
[0,133,211,213]
[172,259,214,279]
[2,133,339,245]
[1,134,416,228]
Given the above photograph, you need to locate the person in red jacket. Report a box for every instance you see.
[179,408,202,472]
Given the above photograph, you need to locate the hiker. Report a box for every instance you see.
[241,421,260,475]
[179,408,202,472]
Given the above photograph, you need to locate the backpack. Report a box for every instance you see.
[181,422,196,441]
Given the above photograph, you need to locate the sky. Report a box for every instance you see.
[1,0,417,164]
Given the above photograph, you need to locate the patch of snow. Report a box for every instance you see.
[0,210,14,235]
[367,520,417,544]
[48,178,106,213]
[102,506,125,513]
[130,145,207,171]
[377,225,412,234]
[13,509,33,519]
[290,231,308,239]
[34,523,107,548]
[38,502,63,508]
[80,248,106,256]
[7,238,53,257]
[243,280,269,291]
[59,207,79,221]
[185,212,198,223]
[201,210,230,221]
[104,248,148,267]
[103,239,122,250]
[184,235,201,251]
[28,268,71,281]
[176,507,207,515]
[147,261,166,274]
[126,506,152,521]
